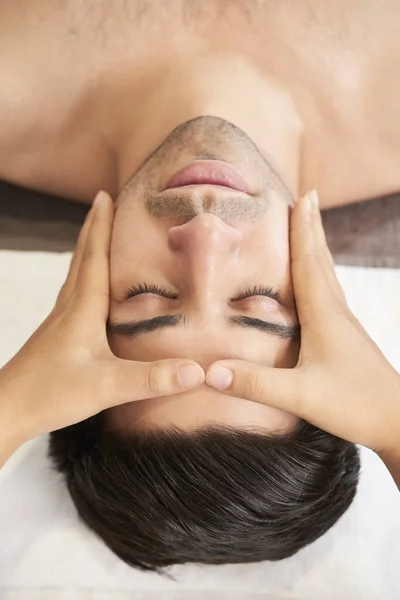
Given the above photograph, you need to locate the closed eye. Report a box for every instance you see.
[125,283,178,300]
[125,283,284,306]
[230,285,283,305]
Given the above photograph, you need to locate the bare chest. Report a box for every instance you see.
[0,0,400,207]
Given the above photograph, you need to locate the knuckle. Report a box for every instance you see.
[81,245,96,264]
[246,374,266,401]
[145,365,166,395]
[291,252,321,277]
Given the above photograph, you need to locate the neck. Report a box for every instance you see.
[116,51,304,199]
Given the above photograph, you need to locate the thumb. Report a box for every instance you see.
[206,360,304,416]
[100,358,205,408]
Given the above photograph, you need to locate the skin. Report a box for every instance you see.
[0,194,205,467]
[206,192,400,487]
[106,117,300,432]
[0,0,400,207]
[0,193,399,493]
[0,1,398,446]
[0,3,399,569]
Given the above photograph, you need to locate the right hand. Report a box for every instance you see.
[206,191,400,457]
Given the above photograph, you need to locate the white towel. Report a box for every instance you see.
[0,251,399,600]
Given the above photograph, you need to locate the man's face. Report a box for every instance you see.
[107,117,299,433]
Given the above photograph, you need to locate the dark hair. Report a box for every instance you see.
[49,419,359,572]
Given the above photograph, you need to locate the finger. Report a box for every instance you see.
[309,192,335,269]
[56,205,95,307]
[309,191,347,305]
[290,192,343,325]
[205,359,305,417]
[98,359,205,407]
[206,360,367,443]
[303,199,371,340]
[74,191,114,314]
[308,200,372,339]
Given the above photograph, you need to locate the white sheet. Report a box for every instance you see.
[0,251,399,600]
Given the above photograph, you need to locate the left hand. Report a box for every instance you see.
[0,191,204,463]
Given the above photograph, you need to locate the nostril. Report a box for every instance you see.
[169,214,243,252]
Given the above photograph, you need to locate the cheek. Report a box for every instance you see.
[274,337,299,368]
[109,216,167,289]
[243,217,291,286]
[261,209,290,260]
[111,219,151,264]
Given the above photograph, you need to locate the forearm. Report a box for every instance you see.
[0,367,26,468]
[0,407,22,468]
[0,433,19,468]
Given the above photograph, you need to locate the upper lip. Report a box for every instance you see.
[164,160,253,194]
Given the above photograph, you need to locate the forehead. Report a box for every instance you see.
[105,382,299,433]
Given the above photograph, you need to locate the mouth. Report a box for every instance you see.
[164,160,253,194]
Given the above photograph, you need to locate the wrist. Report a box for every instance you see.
[375,375,400,461]
[375,427,400,468]
[0,406,23,468]
[0,366,29,467]
[376,441,400,490]
[377,444,400,465]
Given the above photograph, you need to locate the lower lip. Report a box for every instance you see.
[164,160,252,194]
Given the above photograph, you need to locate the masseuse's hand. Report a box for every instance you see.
[206,191,400,458]
[0,192,204,459]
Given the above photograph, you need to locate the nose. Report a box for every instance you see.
[168,214,243,255]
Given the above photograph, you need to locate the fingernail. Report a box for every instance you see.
[177,365,205,388]
[309,189,319,208]
[206,366,233,390]
[93,190,108,207]
[301,193,312,218]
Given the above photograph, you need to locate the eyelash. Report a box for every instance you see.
[126,283,178,300]
[126,283,280,303]
[230,285,281,303]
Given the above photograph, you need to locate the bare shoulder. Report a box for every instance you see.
[0,0,173,200]
[0,0,118,198]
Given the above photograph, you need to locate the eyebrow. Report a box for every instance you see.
[107,315,300,340]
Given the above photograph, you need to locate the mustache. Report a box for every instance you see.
[145,192,270,223]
